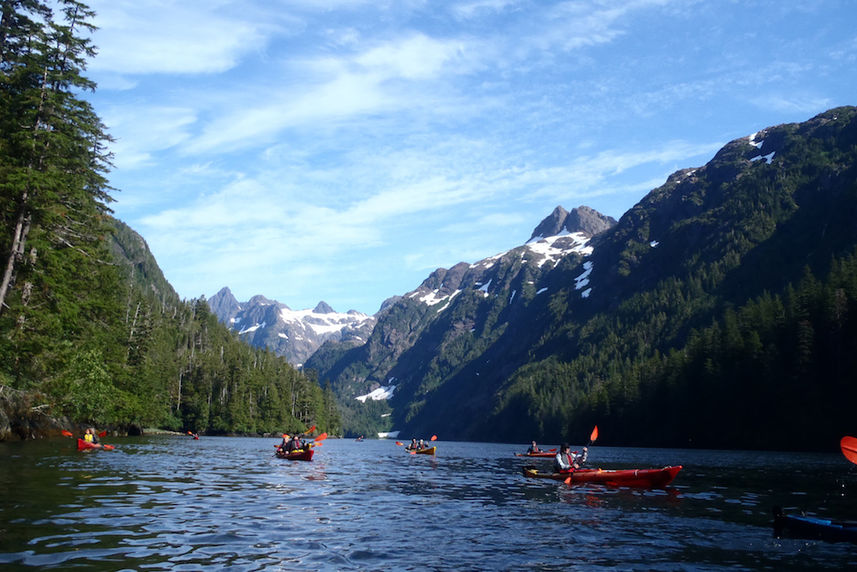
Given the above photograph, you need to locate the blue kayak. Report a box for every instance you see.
[773,507,857,543]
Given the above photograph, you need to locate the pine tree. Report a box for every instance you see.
[0,0,118,386]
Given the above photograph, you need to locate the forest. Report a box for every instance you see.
[0,0,339,438]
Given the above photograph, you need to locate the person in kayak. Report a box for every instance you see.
[554,443,574,473]
[407,438,418,450]
[527,441,541,454]
[82,428,100,445]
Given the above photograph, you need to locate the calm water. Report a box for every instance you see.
[1,436,856,570]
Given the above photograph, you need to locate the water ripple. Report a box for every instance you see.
[2,438,857,569]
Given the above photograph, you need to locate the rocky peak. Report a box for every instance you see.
[313,301,335,314]
[529,205,616,242]
[208,287,241,319]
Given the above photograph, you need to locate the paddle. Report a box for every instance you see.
[840,436,857,465]
[98,430,107,437]
[61,430,73,437]
[564,426,599,485]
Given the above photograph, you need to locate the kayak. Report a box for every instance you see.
[77,439,114,451]
[276,447,314,461]
[773,507,857,543]
[522,465,682,488]
[408,446,436,455]
[515,451,555,458]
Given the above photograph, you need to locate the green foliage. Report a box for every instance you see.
[0,1,339,437]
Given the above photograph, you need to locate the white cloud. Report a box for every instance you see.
[88,0,274,75]
[91,0,857,313]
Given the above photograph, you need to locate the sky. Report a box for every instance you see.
[81,0,857,315]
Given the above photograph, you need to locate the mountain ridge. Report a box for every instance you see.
[208,287,375,366]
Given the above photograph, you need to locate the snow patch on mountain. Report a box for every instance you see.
[356,385,396,403]
[525,232,593,267]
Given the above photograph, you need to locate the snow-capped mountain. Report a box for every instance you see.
[304,205,616,436]
[208,288,375,366]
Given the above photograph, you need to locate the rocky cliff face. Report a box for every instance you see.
[0,387,68,440]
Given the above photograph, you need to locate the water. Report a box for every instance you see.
[1,437,856,570]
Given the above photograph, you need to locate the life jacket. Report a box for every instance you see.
[84,433,94,443]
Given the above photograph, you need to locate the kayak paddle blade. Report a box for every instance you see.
[840,436,857,465]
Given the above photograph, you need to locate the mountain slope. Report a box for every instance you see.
[308,106,857,449]
[304,206,617,436]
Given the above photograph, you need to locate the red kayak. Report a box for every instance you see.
[77,439,114,451]
[276,447,314,461]
[523,465,682,488]
[515,451,555,458]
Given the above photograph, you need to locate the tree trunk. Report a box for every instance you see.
[0,209,31,315]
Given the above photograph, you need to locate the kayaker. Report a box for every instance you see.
[82,428,100,445]
[407,438,418,450]
[554,443,574,473]
[287,435,302,452]
[527,441,540,453]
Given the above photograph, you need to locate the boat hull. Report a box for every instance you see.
[515,451,555,458]
[276,448,314,461]
[523,465,682,488]
[412,446,436,455]
[77,438,98,451]
[77,439,113,451]
[773,508,857,543]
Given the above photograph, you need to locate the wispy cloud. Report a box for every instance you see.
[89,0,276,75]
[86,0,856,312]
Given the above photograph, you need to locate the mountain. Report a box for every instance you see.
[208,288,375,366]
[304,205,617,437]
[306,106,857,449]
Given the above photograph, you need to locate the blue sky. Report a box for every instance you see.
[84,0,857,315]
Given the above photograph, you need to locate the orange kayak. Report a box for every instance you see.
[523,465,682,488]
[412,446,436,455]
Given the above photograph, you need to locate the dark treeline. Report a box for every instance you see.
[489,250,857,451]
[0,1,338,437]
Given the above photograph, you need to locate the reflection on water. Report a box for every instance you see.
[2,437,857,569]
